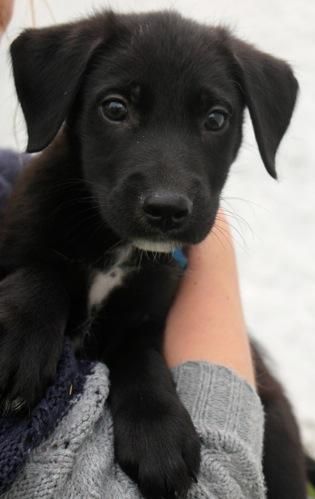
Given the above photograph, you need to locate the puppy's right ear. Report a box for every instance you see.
[10,13,116,152]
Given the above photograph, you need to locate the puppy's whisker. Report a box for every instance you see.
[220,200,254,239]
[216,216,248,251]
[106,239,125,254]
[222,195,265,210]
[210,226,230,251]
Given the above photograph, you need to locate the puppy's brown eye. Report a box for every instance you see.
[101,99,128,122]
[205,109,229,131]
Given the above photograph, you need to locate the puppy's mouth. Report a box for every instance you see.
[132,238,181,253]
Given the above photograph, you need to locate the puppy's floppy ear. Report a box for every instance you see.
[230,38,298,178]
[10,13,116,152]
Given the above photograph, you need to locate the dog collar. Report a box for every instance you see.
[172,248,188,269]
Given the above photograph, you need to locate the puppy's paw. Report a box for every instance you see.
[114,395,201,499]
[0,313,64,414]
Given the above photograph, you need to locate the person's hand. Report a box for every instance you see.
[164,211,256,386]
[0,0,14,35]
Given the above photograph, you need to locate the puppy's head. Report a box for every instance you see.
[11,11,298,251]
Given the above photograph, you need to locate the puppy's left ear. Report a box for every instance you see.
[230,38,299,178]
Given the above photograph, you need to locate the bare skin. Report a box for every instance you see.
[164,211,256,387]
[0,0,14,34]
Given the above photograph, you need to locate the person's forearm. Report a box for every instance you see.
[0,0,14,35]
[164,212,255,386]
[172,362,265,498]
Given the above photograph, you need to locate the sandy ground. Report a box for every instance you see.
[0,0,314,455]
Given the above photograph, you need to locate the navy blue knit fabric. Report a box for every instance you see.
[0,342,92,494]
[0,150,94,494]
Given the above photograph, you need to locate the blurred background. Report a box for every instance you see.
[0,0,314,456]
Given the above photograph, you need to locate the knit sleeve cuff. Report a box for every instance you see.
[171,362,264,459]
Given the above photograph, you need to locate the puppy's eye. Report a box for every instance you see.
[101,98,128,122]
[205,108,229,131]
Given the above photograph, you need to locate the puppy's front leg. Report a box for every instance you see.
[0,265,69,412]
[108,322,200,499]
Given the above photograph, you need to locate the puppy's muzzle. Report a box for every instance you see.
[142,191,193,232]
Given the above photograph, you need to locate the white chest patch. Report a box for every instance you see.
[88,246,132,309]
[88,267,126,309]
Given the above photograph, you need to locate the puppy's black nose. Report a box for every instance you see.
[143,192,192,230]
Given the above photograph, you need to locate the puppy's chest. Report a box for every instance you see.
[88,246,133,310]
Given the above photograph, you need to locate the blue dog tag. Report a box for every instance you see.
[172,248,188,269]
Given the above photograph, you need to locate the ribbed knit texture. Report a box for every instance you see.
[0,341,92,494]
[2,362,266,499]
[172,363,265,499]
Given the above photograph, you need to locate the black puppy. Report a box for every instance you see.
[0,10,307,499]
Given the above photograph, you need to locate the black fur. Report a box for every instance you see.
[307,456,315,487]
[0,10,307,498]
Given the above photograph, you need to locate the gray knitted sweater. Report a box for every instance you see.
[2,361,265,499]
